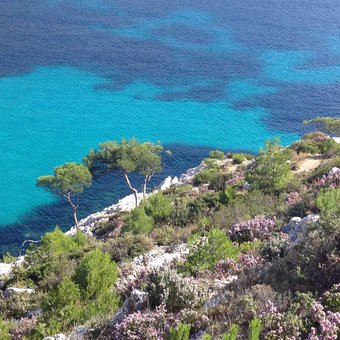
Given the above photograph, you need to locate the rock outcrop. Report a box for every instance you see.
[283,214,320,243]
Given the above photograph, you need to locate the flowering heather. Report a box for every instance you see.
[114,305,178,340]
[285,191,301,206]
[307,303,340,340]
[213,253,264,278]
[313,168,340,190]
[259,300,278,318]
[10,317,38,339]
[304,131,329,142]
[226,171,245,186]
[229,217,276,243]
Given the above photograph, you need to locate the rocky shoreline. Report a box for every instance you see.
[66,161,208,236]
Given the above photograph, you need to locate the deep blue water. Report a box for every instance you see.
[1,0,340,255]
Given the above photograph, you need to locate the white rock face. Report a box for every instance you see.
[0,263,13,277]
[116,244,189,295]
[179,163,205,184]
[44,334,67,340]
[66,193,145,236]
[171,176,179,185]
[109,289,148,327]
[283,214,320,243]
[158,176,172,190]
[4,287,35,298]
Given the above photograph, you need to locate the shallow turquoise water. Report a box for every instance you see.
[0,66,298,225]
[1,0,340,253]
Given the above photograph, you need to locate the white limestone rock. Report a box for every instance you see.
[109,289,148,327]
[283,214,320,242]
[44,334,67,340]
[159,176,172,190]
[4,287,35,298]
[0,263,13,277]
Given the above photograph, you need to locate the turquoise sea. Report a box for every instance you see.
[1,0,340,254]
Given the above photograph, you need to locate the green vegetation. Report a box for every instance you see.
[36,162,92,228]
[248,138,292,193]
[222,324,239,340]
[209,149,225,160]
[304,116,340,135]
[168,323,191,340]
[1,118,339,339]
[179,228,240,275]
[85,138,163,206]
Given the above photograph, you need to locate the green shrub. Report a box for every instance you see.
[103,232,154,262]
[323,284,340,312]
[232,153,247,164]
[209,150,225,160]
[74,249,118,301]
[148,269,203,312]
[291,132,339,156]
[168,323,191,340]
[219,185,236,205]
[43,278,82,333]
[74,249,120,320]
[22,228,88,288]
[222,324,239,340]
[249,318,262,340]
[179,229,240,275]
[248,139,292,194]
[291,140,319,154]
[1,253,16,264]
[144,192,172,223]
[0,319,10,340]
[316,189,340,221]
[124,205,154,234]
[194,168,220,186]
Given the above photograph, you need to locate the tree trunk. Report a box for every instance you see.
[123,171,139,207]
[143,176,148,199]
[143,173,154,199]
[73,207,79,231]
[65,193,79,231]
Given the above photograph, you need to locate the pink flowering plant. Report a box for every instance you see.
[113,305,178,340]
[229,216,276,243]
[308,303,340,340]
[213,253,264,278]
[286,191,302,206]
[313,168,340,190]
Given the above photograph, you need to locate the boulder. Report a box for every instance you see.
[158,176,172,190]
[44,334,67,340]
[283,214,320,242]
[109,289,148,327]
[171,176,179,185]
[4,287,35,298]
[0,263,13,277]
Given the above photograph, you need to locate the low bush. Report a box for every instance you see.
[179,229,239,275]
[168,323,191,340]
[0,319,10,340]
[209,150,225,160]
[291,132,340,156]
[124,205,154,234]
[147,269,203,312]
[229,217,276,243]
[322,283,340,312]
[102,232,154,262]
[144,192,172,224]
[248,139,292,194]
[232,153,247,164]
[20,228,88,289]
[194,168,220,186]
[316,188,340,222]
